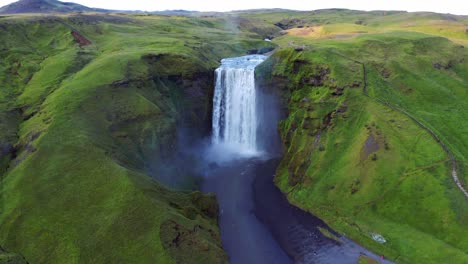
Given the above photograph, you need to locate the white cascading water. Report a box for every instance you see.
[212,55,267,154]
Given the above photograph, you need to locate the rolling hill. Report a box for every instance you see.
[0,3,467,264]
[0,0,106,14]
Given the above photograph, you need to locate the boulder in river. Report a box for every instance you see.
[371,233,387,244]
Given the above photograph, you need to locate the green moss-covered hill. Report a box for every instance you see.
[0,13,274,263]
[0,0,100,14]
[1,8,467,264]
[252,9,467,264]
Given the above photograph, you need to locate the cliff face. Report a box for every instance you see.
[263,34,468,263]
[0,246,28,264]
[2,8,467,264]
[0,14,274,263]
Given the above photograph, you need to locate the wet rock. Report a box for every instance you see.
[258,47,274,54]
[371,233,387,244]
[247,49,258,55]
[294,45,305,52]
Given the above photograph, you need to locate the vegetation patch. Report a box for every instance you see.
[0,12,275,263]
[268,22,468,263]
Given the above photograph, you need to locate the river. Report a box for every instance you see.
[201,55,392,264]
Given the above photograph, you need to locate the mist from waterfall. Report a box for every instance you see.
[211,55,267,158]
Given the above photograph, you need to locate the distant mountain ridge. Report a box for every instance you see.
[2,0,466,17]
[0,0,201,15]
[0,0,109,14]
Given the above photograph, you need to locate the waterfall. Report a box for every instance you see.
[212,55,267,154]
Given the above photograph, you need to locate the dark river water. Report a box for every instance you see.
[201,157,393,264]
[199,54,391,264]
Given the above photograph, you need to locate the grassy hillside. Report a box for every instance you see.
[255,10,468,264]
[0,13,273,263]
[240,9,468,44]
[0,0,101,14]
[1,8,467,264]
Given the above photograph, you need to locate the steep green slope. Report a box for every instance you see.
[0,14,273,263]
[1,9,467,264]
[261,24,468,263]
[240,9,468,45]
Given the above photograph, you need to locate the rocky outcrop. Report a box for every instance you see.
[160,219,228,264]
[71,31,92,46]
[0,247,28,264]
[274,18,308,30]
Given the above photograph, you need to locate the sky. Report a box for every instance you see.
[0,0,467,15]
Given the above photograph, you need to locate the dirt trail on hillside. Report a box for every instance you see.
[452,166,468,197]
[357,57,467,199]
[322,50,467,198]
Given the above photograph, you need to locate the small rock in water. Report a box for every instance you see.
[371,233,387,244]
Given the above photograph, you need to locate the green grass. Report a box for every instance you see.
[268,28,468,263]
[1,9,467,264]
[241,9,468,45]
[359,255,380,264]
[0,13,274,263]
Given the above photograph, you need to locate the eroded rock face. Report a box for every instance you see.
[71,31,92,46]
[160,220,228,264]
[180,71,216,137]
[190,192,220,220]
[90,54,218,189]
[160,191,227,264]
[0,247,28,264]
[0,110,21,173]
[142,53,216,138]
[274,18,308,30]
